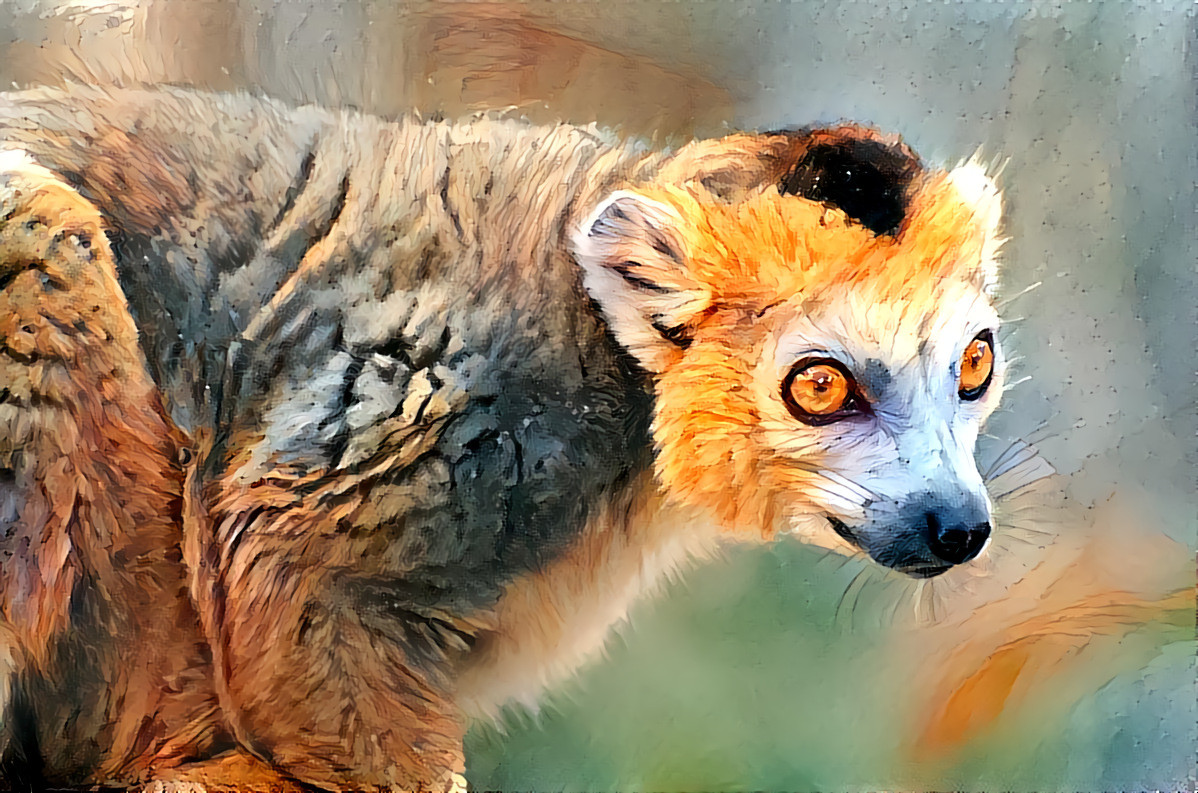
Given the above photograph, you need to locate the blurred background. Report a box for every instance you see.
[0,2,1193,790]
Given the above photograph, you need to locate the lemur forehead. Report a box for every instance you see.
[640,157,999,304]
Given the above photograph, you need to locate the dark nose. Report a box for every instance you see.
[925,512,990,565]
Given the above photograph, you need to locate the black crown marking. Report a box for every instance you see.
[779,134,922,237]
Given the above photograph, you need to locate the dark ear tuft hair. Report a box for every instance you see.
[776,127,922,236]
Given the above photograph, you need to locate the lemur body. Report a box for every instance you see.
[0,85,1005,791]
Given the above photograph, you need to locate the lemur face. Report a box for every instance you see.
[573,133,1006,577]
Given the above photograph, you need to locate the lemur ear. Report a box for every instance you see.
[902,161,1006,295]
[571,190,710,373]
[946,162,1004,294]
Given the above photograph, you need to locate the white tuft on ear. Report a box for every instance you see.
[570,190,709,373]
[948,160,1006,294]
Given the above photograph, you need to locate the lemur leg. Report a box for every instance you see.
[0,623,22,763]
[0,151,464,792]
[0,149,115,665]
[0,147,195,781]
[0,150,292,790]
[200,480,470,793]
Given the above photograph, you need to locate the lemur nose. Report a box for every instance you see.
[925,512,991,565]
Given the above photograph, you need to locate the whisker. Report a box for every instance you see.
[886,577,917,626]
[990,473,1055,503]
[776,458,883,506]
[993,452,1053,485]
[1002,376,1033,393]
[835,564,872,632]
[809,545,849,571]
[847,573,876,632]
[997,280,1042,308]
[982,434,1048,481]
[820,543,866,565]
[773,462,871,509]
[1023,422,1064,447]
[982,438,1024,479]
[992,531,1047,550]
[990,445,1041,482]
[1001,519,1055,538]
[795,482,864,512]
[985,424,1060,466]
[808,549,839,572]
[817,469,881,502]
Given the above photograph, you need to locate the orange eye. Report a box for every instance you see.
[958,330,995,400]
[782,359,864,425]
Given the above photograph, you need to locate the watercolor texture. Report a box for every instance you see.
[0,3,1192,791]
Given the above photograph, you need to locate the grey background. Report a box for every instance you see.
[0,2,1193,790]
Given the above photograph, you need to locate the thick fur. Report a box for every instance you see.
[0,84,1001,791]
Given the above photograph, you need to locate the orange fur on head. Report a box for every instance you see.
[644,188,876,536]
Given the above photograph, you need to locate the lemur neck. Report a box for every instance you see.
[453,468,718,720]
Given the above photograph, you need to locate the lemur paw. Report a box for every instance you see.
[0,147,137,364]
[141,781,209,793]
[135,752,312,793]
[0,147,151,429]
[0,148,109,292]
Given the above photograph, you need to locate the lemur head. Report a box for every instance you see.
[572,128,1006,578]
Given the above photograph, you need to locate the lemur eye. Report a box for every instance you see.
[958,330,995,401]
[782,359,865,425]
